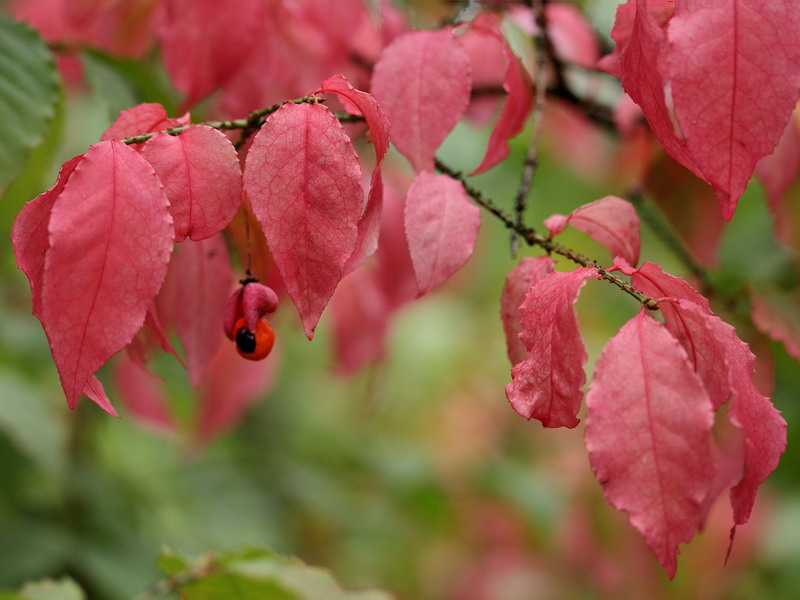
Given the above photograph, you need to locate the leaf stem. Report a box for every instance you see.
[435,158,660,310]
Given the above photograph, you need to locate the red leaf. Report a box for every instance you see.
[500,256,555,366]
[613,0,698,174]
[669,0,800,219]
[159,0,264,106]
[371,28,471,172]
[101,103,188,142]
[40,141,173,409]
[164,235,233,387]
[194,339,278,447]
[671,301,787,526]
[545,2,600,69]
[585,311,716,579]
[82,375,118,417]
[141,125,242,241]
[544,196,641,266]
[404,172,480,296]
[243,102,364,339]
[12,155,81,319]
[505,267,597,428]
[375,178,417,308]
[318,74,392,274]
[469,17,533,175]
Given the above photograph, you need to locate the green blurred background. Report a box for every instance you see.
[1,1,800,598]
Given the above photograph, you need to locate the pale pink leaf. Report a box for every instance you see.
[585,311,715,579]
[159,0,264,106]
[756,118,800,241]
[331,267,390,375]
[101,103,188,142]
[669,0,800,219]
[41,141,173,408]
[504,267,597,428]
[751,287,800,362]
[546,196,641,265]
[469,18,533,175]
[194,339,278,447]
[500,256,555,366]
[114,356,175,432]
[165,234,233,388]
[243,102,364,339]
[405,172,480,296]
[141,125,242,241]
[127,303,184,367]
[375,179,417,308]
[371,28,471,172]
[545,2,600,69]
[12,155,81,318]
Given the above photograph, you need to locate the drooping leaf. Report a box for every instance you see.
[669,0,800,219]
[0,13,60,192]
[611,0,698,174]
[371,28,471,173]
[159,0,265,106]
[318,74,391,274]
[162,235,233,387]
[12,156,81,318]
[243,102,363,339]
[101,103,188,142]
[500,256,555,366]
[505,267,597,428]
[113,356,175,433]
[40,141,173,409]
[194,338,278,446]
[585,311,715,579]
[543,196,641,266]
[404,172,480,296]
[469,15,533,175]
[142,124,242,241]
[756,117,800,241]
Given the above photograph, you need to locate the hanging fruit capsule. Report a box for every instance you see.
[233,316,275,360]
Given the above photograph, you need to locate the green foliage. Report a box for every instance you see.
[0,14,60,192]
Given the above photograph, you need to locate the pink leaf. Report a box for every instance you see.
[194,338,278,447]
[545,2,600,70]
[500,256,555,366]
[469,18,533,175]
[505,267,597,428]
[243,102,364,339]
[82,375,119,417]
[371,28,471,172]
[319,74,392,273]
[40,141,173,409]
[751,287,800,362]
[375,178,417,308]
[159,0,264,106]
[114,356,175,432]
[614,0,698,174]
[12,155,81,319]
[585,311,716,579]
[544,196,641,266]
[756,117,800,241]
[404,172,480,296]
[141,125,242,242]
[101,103,188,142]
[164,235,233,388]
[671,301,787,526]
[669,0,800,219]
[331,267,390,375]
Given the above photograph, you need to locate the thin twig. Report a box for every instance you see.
[511,0,550,255]
[435,158,660,310]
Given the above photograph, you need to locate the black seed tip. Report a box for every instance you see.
[235,327,257,354]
